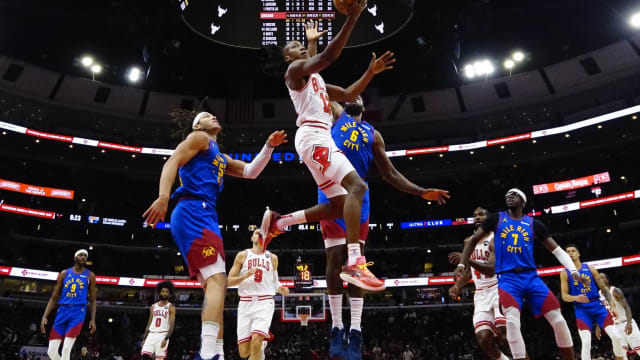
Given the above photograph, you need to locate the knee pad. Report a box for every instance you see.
[544,309,573,348]
[504,307,527,359]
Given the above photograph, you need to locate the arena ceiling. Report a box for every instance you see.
[1,0,639,97]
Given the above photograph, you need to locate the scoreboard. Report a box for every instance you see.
[180,0,412,49]
[294,263,314,288]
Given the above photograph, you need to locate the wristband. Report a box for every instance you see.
[266,142,275,148]
[457,263,466,270]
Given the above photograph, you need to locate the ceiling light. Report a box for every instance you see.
[464,64,475,79]
[127,67,142,83]
[504,59,515,69]
[90,64,102,74]
[630,12,640,28]
[512,51,525,62]
[81,56,93,67]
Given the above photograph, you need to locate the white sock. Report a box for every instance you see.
[347,244,362,266]
[215,338,224,358]
[261,341,268,360]
[349,297,363,332]
[328,294,344,329]
[275,210,306,229]
[499,353,509,360]
[504,307,527,359]
[578,329,591,360]
[47,340,62,360]
[200,321,220,359]
[61,337,76,360]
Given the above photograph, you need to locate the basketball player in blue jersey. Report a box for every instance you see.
[143,112,287,360]
[41,249,96,360]
[455,188,586,360]
[561,244,625,360]
[317,98,448,360]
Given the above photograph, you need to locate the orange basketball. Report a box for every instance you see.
[333,0,356,15]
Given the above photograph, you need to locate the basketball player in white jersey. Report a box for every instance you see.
[228,230,289,360]
[598,273,640,357]
[261,0,446,292]
[449,207,510,360]
[141,281,176,360]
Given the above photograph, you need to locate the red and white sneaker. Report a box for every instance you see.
[339,256,386,291]
[259,207,283,251]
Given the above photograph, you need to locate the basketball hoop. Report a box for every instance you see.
[297,313,310,327]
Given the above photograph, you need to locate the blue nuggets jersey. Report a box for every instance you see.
[331,112,374,178]
[58,268,90,305]
[172,139,227,208]
[494,212,535,273]
[566,263,600,301]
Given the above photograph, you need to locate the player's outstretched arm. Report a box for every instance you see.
[41,270,65,334]
[612,287,634,335]
[371,130,449,204]
[224,130,288,179]
[326,51,396,102]
[305,20,328,57]
[142,132,210,226]
[541,235,585,286]
[227,251,255,287]
[286,0,367,83]
[88,271,97,334]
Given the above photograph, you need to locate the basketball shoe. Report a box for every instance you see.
[339,257,385,291]
[329,327,347,359]
[259,207,282,251]
[346,329,362,360]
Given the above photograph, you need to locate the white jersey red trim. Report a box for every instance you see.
[470,232,497,289]
[600,286,627,323]
[237,249,277,297]
[288,73,334,129]
[148,302,172,333]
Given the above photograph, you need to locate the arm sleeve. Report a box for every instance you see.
[242,144,274,179]
[533,219,550,242]
[480,213,499,233]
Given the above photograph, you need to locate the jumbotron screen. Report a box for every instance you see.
[179,0,412,49]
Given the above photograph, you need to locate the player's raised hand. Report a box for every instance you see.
[305,21,328,42]
[267,130,288,147]
[368,51,396,75]
[40,317,47,334]
[142,196,169,227]
[421,188,450,205]
[89,319,97,334]
[448,252,462,265]
[346,0,368,17]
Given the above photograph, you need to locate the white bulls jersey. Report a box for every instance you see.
[148,302,172,333]
[288,73,334,129]
[470,232,498,289]
[238,249,277,297]
[600,287,627,323]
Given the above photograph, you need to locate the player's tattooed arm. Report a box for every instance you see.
[227,251,255,287]
[589,265,613,305]
[41,270,65,334]
[612,287,634,335]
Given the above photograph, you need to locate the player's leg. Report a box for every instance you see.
[47,339,62,360]
[574,306,593,360]
[527,275,574,359]
[494,306,509,357]
[345,239,367,360]
[594,304,626,359]
[498,273,528,360]
[200,271,226,359]
[323,224,348,359]
[248,299,275,360]
[627,319,640,355]
[60,337,77,360]
[237,301,252,358]
[473,309,504,360]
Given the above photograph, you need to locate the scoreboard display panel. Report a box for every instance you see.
[180,0,412,49]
